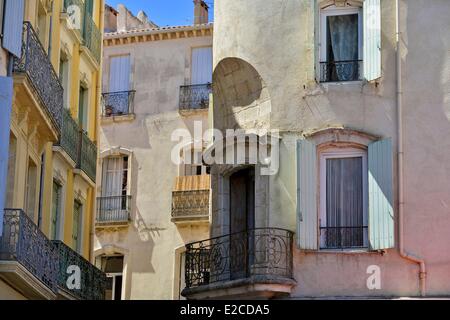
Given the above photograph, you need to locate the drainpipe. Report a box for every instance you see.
[90,1,105,264]
[396,0,426,297]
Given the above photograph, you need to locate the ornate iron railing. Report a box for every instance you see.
[96,196,132,223]
[52,241,106,300]
[13,22,63,132]
[179,83,212,111]
[82,12,102,64]
[56,108,81,164]
[320,226,368,250]
[319,60,363,82]
[0,209,59,293]
[172,190,210,219]
[185,228,294,289]
[77,131,97,182]
[102,91,136,117]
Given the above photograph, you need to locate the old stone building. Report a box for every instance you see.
[96,1,213,299]
[181,0,450,299]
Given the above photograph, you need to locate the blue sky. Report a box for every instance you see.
[106,0,214,27]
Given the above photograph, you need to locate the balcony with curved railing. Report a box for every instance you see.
[179,83,212,113]
[182,228,296,299]
[0,209,59,299]
[102,91,136,118]
[53,241,107,300]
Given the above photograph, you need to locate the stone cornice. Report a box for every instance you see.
[103,23,213,47]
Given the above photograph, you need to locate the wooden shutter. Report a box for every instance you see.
[297,139,318,250]
[368,138,394,250]
[109,55,130,92]
[2,0,25,57]
[191,47,212,85]
[363,0,381,81]
[73,200,82,252]
[0,77,13,236]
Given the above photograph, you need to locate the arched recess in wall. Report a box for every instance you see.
[213,57,271,132]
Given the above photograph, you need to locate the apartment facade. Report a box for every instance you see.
[96,2,213,299]
[0,0,105,300]
[182,0,450,299]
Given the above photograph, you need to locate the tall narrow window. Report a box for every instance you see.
[59,55,70,109]
[107,55,131,116]
[72,200,83,253]
[191,47,212,85]
[99,255,124,300]
[25,159,38,219]
[319,149,368,249]
[78,85,89,131]
[50,181,62,240]
[5,134,16,208]
[320,6,362,82]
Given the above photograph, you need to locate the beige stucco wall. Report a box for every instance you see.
[212,0,450,297]
[97,32,213,299]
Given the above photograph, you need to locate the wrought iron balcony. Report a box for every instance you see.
[172,190,210,221]
[55,108,81,164]
[77,131,97,183]
[82,12,102,64]
[102,91,136,117]
[96,196,132,225]
[179,83,212,111]
[13,22,63,132]
[184,228,294,290]
[319,60,363,82]
[0,209,59,294]
[52,241,106,300]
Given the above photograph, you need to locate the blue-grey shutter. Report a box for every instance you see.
[297,139,318,250]
[2,0,25,58]
[368,138,394,250]
[363,0,381,81]
[0,76,13,236]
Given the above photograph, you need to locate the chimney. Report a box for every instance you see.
[193,0,209,25]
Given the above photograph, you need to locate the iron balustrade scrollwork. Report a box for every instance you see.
[0,209,59,293]
[96,196,132,223]
[179,83,212,111]
[82,12,102,64]
[13,22,64,132]
[52,241,107,300]
[102,91,136,117]
[56,108,81,164]
[172,190,210,219]
[319,226,368,250]
[185,228,294,289]
[319,60,363,82]
[77,130,97,183]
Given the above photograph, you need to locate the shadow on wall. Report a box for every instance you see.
[213,57,272,132]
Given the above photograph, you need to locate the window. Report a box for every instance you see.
[50,181,62,240]
[319,148,368,249]
[72,199,83,253]
[318,0,382,82]
[181,148,207,176]
[297,136,394,251]
[106,55,132,116]
[320,6,362,82]
[191,47,212,85]
[78,85,89,131]
[5,133,16,208]
[99,255,124,300]
[59,54,71,109]
[25,158,38,220]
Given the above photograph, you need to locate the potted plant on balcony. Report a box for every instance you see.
[105,105,113,117]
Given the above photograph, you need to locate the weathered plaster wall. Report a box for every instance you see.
[213,0,450,297]
[98,34,213,299]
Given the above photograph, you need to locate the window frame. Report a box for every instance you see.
[319,6,363,64]
[319,147,369,250]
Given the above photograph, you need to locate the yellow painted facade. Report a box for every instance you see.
[1,0,104,299]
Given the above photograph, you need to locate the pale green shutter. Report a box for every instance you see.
[368,138,394,250]
[363,0,381,81]
[297,140,318,250]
